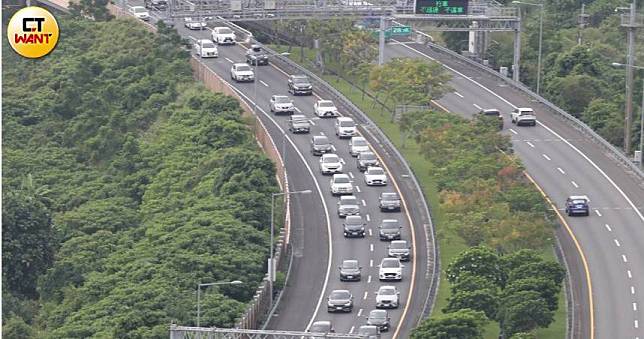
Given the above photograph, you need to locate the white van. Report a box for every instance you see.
[335,117,357,138]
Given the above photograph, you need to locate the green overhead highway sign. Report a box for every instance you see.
[415,0,469,15]
[390,26,412,35]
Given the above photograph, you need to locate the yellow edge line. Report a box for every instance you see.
[524,171,594,339]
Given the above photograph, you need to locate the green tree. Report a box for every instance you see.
[2,316,35,339]
[446,246,505,287]
[504,278,560,311]
[69,0,114,21]
[444,289,499,319]
[498,290,554,336]
[411,308,488,339]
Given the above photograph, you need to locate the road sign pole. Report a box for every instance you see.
[378,16,385,65]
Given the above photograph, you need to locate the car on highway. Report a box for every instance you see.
[364,166,387,186]
[378,219,401,241]
[128,6,150,21]
[379,192,401,212]
[184,17,207,30]
[287,75,313,95]
[211,26,236,45]
[314,100,339,117]
[357,325,380,339]
[330,173,353,196]
[349,136,370,156]
[343,215,366,238]
[339,259,361,281]
[288,115,310,134]
[230,63,254,82]
[357,151,379,172]
[388,240,411,261]
[335,116,357,138]
[379,258,402,281]
[478,108,503,130]
[366,309,391,332]
[246,44,269,66]
[193,39,218,58]
[144,0,167,10]
[337,195,360,217]
[565,195,590,216]
[269,95,294,115]
[376,285,400,309]
[308,321,335,338]
[327,289,353,312]
[320,154,343,175]
[310,135,333,156]
[510,107,537,126]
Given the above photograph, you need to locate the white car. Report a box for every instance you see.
[330,174,353,196]
[129,6,150,20]
[510,107,537,126]
[212,26,236,45]
[376,286,400,309]
[364,166,387,186]
[335,116,357,138]
[379,258,402,281]
[320,154,343,175]
[349,136,370,156]
[230,63,254,82]
[184,17,207,30]
[194,39,218,58]
[314,100,339,117]
[269,95,295,114]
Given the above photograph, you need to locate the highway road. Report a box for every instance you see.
[385,38,644,339]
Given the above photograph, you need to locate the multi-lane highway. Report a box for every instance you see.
[384,38,644,339]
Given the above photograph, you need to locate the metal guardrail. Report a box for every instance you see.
[423,41,644,180]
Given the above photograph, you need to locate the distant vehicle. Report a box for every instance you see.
[320,154,343,175]
[269,95,294,115]
[211,26,236,45]
[288,114,311,134]
[376,285,400,309]
[288,75,313,95]
[478,108,503,130]
[366,309,391,332]
[310,135,333,156]
[308,321,335,339]
[379,192,401,212]
[378,219,401,241]
[357,325,380,339]
[230,63,254,82]
[339,259,361,281]
[314,100,339,117]
[184,17,207,30]
[343,215,366,238]
[144,0,167,10]
[337,195,360,217]
[364,166,387,186]
[194,39,218,58]
[349,136,370,157]
[379,258,402,281]
[510,107,537,126]
[388,240,411,261]
[335,116,357,138]
[330,173,353,196]
[327,289,353,312]
[246,44,269,65]
[357,151,379,172]
[129,6,150,21]
[565,195,590,216]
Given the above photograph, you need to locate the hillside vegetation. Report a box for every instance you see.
[2,17,276,337]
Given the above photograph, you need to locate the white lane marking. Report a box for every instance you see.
[571,181,579,188]
[368,275,372,283]
[526,141,535,148]
[633,302,638,311]
[366,214,371,221]
[355,186,361,193]
[614,239,621,247]
[635,320,639,328]
[473,103,482,110]
[631,286,636,294]
[557,167,566,174]
[339,158,345,165]
[260,80,269,87]
[357,309,363,317]
[361,199,367,206]
[370,243,374,252]
[454,92,464,98]
[542,154,551,161]
[224,57,234,63]
[605,224,612,232]
[188,35,198,41]
[320,131,325,136]
[294,106,301,112]
[595,210,602,217]
[370,259,374,267]
[628,270,633,278]
[309,119,316,126]
[363,291,368,300]
[349,172,354,179]
[509,128,518,135]
[350,326,355,333]
[368,228,373,236]
[622,254,628,263]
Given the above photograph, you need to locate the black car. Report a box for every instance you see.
[288,75,313,95]
[288,115,310,134]
[339,259,361,281]
[327,290,353,312]
[343,215,366,238]
[367,310,390,332]
[379,192,401,212]
[310,135,332,156]
[565,195,590,216]
[388,240,411,261]
[144,0,167,9]
[478,108,503,130]
[379,219,401,241]
[357,151,379,172]
[246,45,269,66]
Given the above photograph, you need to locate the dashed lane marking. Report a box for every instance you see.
[363,291,368,300]
[628,270,633,278]
[224,57,234,63]
[571,181,579,188]
[605,224,612,232]
[509,128,518,135]
[370,259,374,267]
[526,141,535,148]
[557,167,566,174]
[473,103,482,110]
[632,286,636,294]
[614,239,621,247]
[260,80,269,87]
[622,255,628,263]
[368,275,372,283]
[370,243,374,252]
[595,210,602,217]
[542,154,551,161]
[454,92,464,98]
[361,199,367,206]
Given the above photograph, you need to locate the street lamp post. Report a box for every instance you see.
[269,189,312,309]
[612,62,644,168]
[512,1,544,95]
[196,280,243,327]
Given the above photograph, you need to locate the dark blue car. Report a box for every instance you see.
[565,195,590,216]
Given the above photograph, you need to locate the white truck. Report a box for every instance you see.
[510,107,537,126]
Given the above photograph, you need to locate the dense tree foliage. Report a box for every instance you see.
[3,17,276,337]
[411,308,489,339]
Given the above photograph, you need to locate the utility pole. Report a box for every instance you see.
[512,14,521,82]
[577,3,589,45]
[378,16,386,65]
[620,0,638,155]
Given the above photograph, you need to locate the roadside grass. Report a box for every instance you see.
[271,45,566,339]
